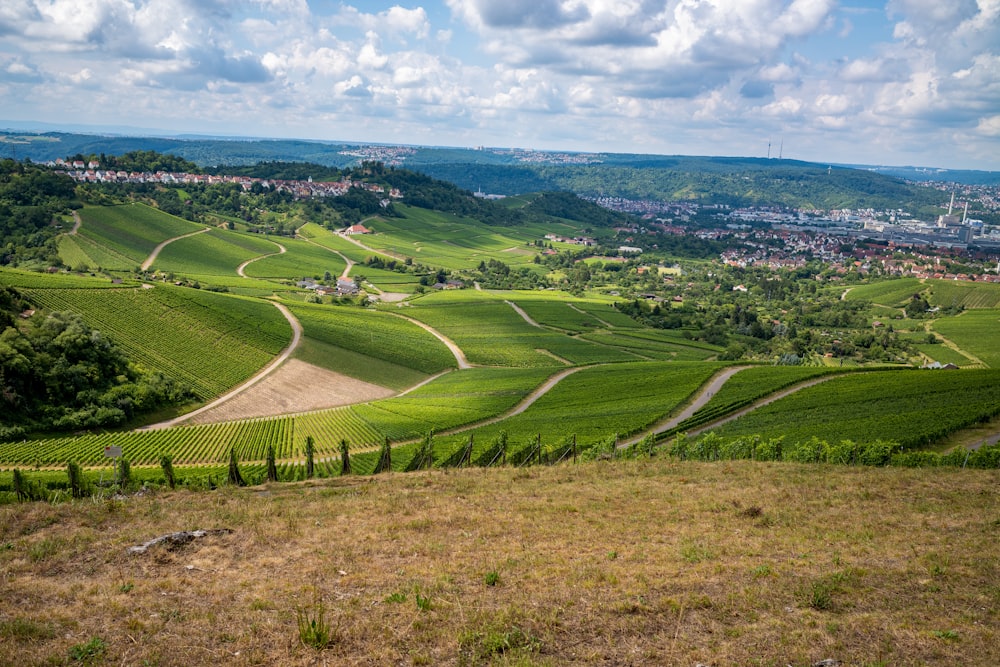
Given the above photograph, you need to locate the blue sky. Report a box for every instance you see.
[0,1,998,170]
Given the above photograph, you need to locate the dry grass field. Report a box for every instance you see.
[1,459,997,666]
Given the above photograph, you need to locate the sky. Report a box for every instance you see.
[0,1,998,170]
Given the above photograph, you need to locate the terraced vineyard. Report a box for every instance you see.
[287,301,457,375]
[77,203,205,265]
[241,236,347,280]
[151,227,281,276]
[709,368,1000,447]
[22,284,290,399]
[931,309,1000,368]
[432,362,721,454]
[395,290,639,366]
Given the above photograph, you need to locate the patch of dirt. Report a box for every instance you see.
[184,359,395,424]
[376,291,409,302]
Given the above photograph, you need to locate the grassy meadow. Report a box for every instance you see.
[1,460,997,666]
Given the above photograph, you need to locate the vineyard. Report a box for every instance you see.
[77,203,205,264]
[393,290,637,366]
[931,309,1000,368]
[925,279,1000,309]
[21,284,291,399]
[241,237,347,280]
[151,227,281,276]
[357,205,542,271]
[708,368,1000,448]
[287,300,457,375]
[843,278,924,307]
[655,365,853,438]
[429,362,721,454]
[0,367,552,469]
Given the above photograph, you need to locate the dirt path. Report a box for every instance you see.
[682,375,838,439]
[336,230,407,262]
[236,240,286,277]
[69,210,81,235]
[621,366,750,446]
[296,227,355,278]
[567,302,612,328]
[506,300,542,328]
[139,301,303,430]
[397,367,584,442]
[925,319,984,367]
[385,312,472,369]
[141,227,210,271]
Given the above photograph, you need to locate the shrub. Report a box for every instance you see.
[305,436,315,479]
[266,445,278,482]
[339,439,351,475]
[159,454,176,489]
[67,461,87,499]
[227,448,246,487]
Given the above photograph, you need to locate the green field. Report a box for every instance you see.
[931,309,1000,367]
[709,369,1000,447]
[77,204,205,265]
[843,278,923,306]
[151,228,280,275]
[395,290,639,366]
[353,205,542,271]
[241,236,347,280]
[287,300,458,375]
[22,284,290,399]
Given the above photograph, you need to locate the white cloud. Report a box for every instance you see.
[0,0,995,168]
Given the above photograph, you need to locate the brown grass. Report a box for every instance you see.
[1,459,997,666]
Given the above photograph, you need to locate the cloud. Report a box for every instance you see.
[0,0,995,169]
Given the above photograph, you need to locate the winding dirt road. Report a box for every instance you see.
[620,366,750,446]
[386,311,472,369]
[683,375,838,438]
[506,300,543,328]
[236,240,286,277]
[141,227,210,271]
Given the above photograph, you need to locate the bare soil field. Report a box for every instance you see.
[2,460,997,666]
[183,359,395,424]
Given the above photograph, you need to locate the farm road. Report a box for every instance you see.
[506,300,542,328]
[236,239,287,277]
[141,227,210,271]
[295,225,355,279]
[386,312,472,369]
[620,366,749,447]
[401,366,585,442]
[139,301,303,430]
[336,227,408,262]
